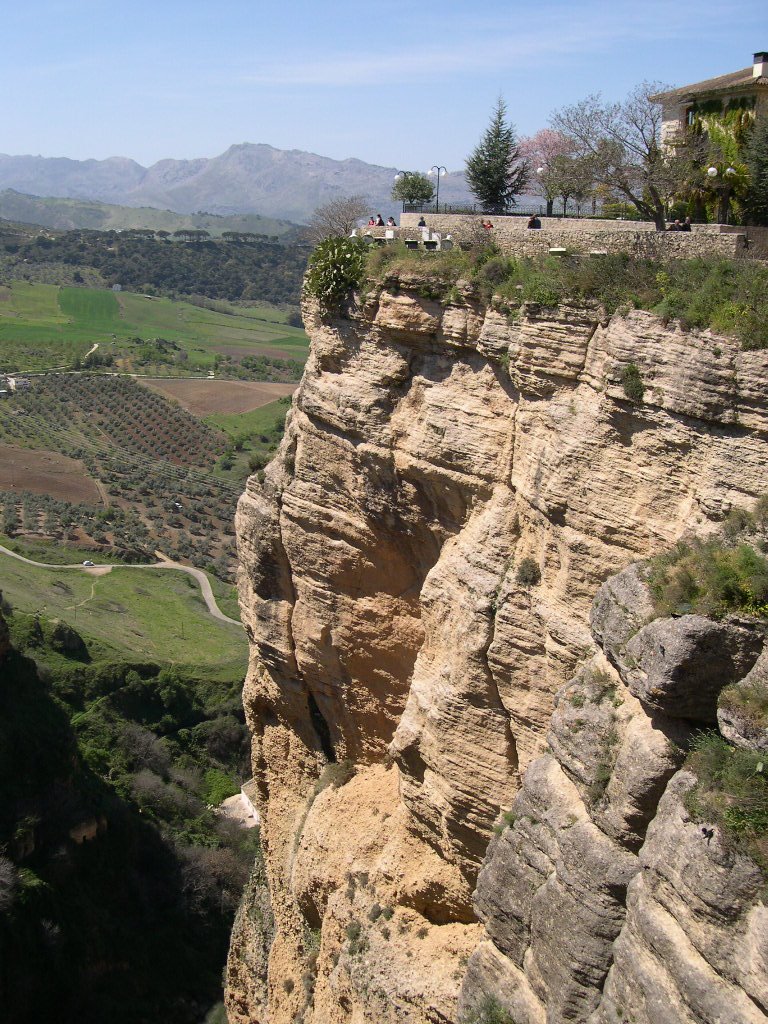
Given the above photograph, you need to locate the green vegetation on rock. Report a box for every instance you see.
[305,236,367,309]
[685,732,768,874]
[647,499,768,622]
[361,246,768,350]
[621,362,645,404]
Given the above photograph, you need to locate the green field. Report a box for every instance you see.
[0,548,247,678]
[0,282,308,372]
[207,397,290,484]
[205,395,292,438]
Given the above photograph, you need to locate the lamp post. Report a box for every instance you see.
[393,171,409,214]
[428,165,447,214]
[707,165,737,224]
[536,166,549,217]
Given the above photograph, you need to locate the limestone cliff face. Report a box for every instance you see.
[229,271,768,1024]
[461,563,767,1024]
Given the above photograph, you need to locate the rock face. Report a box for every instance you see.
[229,273,768,1024]
[461,583,767,1024]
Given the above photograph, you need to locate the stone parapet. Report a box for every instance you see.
[394,214,750,260]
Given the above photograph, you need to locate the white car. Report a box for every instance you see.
[82,560,95,567]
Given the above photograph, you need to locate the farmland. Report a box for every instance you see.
[0,375,239,572]
[0,374,293,576]
[0,443,102,502]
[143,377,297,416]
[0,281,308,374]
[0,548,247,677]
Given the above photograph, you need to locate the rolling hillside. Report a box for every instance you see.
[0,190,298,237]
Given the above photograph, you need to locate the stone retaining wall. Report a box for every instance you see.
[394,213,750,259]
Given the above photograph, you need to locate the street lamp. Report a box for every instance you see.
[428,165,447,213]
[706,166,737,223]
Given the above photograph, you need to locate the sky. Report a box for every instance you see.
[3,0,766,171]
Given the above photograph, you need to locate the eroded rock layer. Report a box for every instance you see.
[228,274,768,1024]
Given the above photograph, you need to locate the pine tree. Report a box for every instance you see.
[745,114,768,226]
[465,98,529,214]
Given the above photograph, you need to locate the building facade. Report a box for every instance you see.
[653,52,768,144]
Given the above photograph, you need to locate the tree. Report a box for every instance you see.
[519,129,573,215]
[391,171,435,206]
[548,153,596,216]
[307,195,370,243]
[465,97,529,214]
[745,114,768,226]
[551,82,684,230]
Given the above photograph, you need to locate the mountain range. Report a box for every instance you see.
[0,143,474,224]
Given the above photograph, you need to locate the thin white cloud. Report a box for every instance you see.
[239,0,719,87]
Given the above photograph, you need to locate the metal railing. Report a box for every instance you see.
[401,202,624,220]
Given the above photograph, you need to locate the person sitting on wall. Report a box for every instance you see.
[681,217,692,232]
[368,216,376,225]
[376,214,385,226]
[417,216,427,227]
[482,219,494,230]
[527,215,542,229]
[668,219,682,231]
[386,216,396,227]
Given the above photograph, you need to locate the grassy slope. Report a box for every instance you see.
[207,396,289,486]
[0,549,246,678]
[0,282,308,371]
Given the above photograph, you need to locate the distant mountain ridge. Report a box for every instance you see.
[0,144,474,224]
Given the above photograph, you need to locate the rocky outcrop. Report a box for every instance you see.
[229,272,768,1024]
[460,564,767,1024]
[718,650,768,753]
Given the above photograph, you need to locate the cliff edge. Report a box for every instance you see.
[229,269,768,1023]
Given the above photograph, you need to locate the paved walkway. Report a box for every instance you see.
[0,544,243,627]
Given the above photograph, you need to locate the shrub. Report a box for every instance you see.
[647,539,768,619]
[202,768,239,805]
[462,996,515,1024]
[305,236,367,310]
[720,657,768,732]
[516,557,541,587]
[345,918,368,955]
[621,362,645,403]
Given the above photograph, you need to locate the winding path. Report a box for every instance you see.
[0,544,243,627]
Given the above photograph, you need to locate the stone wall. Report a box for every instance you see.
[395,214,749,260]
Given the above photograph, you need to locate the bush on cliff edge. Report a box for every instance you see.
[305,236,367,310]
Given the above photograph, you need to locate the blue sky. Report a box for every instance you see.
[3,0,766,170]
